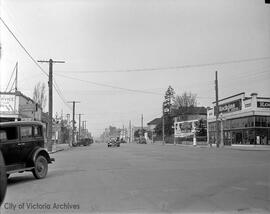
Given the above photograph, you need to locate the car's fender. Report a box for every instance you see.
[27,147,54,166]
[0,150,7,206]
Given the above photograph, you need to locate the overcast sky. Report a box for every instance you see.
[1,0,270,136]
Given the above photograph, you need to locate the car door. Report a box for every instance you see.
[0,126,21,166]
[19,125,35,162]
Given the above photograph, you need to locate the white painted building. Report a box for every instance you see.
[207,92,270,145]
[0,91,42,122]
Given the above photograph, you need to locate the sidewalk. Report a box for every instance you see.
[153,141,270,151]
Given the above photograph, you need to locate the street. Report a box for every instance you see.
[1,143,270,213]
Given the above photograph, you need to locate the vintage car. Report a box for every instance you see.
[76,138,93,147]
[0,150,7,206]
[108,137,120,147]
[0,121,54,179]
[137,136,147,144]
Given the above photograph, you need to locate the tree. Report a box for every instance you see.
[33,82,47,110]
[173,91,197,108]
[163,85,175,115]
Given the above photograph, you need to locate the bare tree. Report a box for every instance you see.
[173,91,197,108]
[33,82,47,110]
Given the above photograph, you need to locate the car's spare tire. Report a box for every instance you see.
[0,151,7,206]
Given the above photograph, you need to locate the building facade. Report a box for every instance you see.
[207,92,270,146]
[0,91,42,122]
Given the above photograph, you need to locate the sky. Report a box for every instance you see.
[1,0,270,137]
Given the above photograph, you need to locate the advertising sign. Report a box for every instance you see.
[257,101,270,109]
[174,121,196,137]
[214,99,242,115]
[0,94,17,115]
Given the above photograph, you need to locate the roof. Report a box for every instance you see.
[0,121,44,127]
[147,118,161,125]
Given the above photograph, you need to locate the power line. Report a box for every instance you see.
[1,17,71,111]
[55,57,270,74]
[54,73,163,96]
[0,17,48,77]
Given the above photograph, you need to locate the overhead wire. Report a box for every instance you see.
[55,56,270,74]
[0,16,71,110]
[54,73,163,96]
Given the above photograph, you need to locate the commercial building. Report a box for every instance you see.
[0,91,42,122]
[207,92,270,146]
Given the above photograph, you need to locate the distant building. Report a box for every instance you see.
[147,118,161,132]
[0,91,42,122]
[207,92,270,145]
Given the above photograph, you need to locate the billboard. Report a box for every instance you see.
[0,94,18,115]
[174,120,196,137]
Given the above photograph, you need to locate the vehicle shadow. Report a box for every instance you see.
[7,174,36,186]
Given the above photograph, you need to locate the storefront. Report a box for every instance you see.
[207,92,270,146]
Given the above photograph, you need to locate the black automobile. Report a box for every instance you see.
[0,121,54,179]
[76,138,92,147]
[0,150,7,206]
[108,137,120,147]
[137,136,147,144]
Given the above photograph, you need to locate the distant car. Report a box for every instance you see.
[120,138,127,144]
[0,150,7,206]
[76,138,93,146]
[108,137,120,147]
[137,137,147,144]
[0,121,54,179]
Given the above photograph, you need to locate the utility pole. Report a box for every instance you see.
[15,62,18,91]
[129,120,131,143]
[141,114,143,136]
[77,113,83,140]
[162,102,165,145]
[215,71,220,148]
[67,101,80,146]
[38,59,65,152]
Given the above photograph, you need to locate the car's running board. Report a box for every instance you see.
[6,167,34,174]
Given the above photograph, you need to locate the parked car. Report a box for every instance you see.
[0,150,7,206]
[76,138,93,146]
[108,137,120,147]
[120,138,127,144]
[0,121,54,179]
[137,136,147,144]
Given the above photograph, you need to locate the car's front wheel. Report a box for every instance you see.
[32,155,48,179]
[0,151,7,206]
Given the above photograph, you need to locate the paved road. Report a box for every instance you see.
[1,143,270,213]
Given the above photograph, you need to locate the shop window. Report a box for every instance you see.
[261,117,267,127]
[255,117,261,127]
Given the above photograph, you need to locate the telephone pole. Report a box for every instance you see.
[67,101,80,146]
[141,114,143,136]
[215,71,220,148]
[38,59,65,152]
[162,102,165,145]
[77,113,83,140]
[129,120,131,143]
